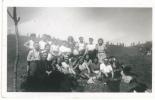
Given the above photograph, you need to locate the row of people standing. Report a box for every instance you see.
[24,34,107,63]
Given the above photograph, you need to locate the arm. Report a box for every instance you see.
[86,65,90,74]
[27,50,33,61]
[24,41,30,48]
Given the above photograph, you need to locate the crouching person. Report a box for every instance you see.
[98,58,114,84]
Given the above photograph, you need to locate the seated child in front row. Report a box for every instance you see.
[75,58,90,79]
[61,57,76,75]
[88,58,113,84]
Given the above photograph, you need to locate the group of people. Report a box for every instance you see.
[22,33,151,92]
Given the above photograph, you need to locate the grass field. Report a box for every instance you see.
[7,34,152,92]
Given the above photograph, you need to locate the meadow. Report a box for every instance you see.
[7,34,152,92]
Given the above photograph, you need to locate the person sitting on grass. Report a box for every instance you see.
[120,65,139,92]
[24,33,37,50]
[61,56,76,75]
[108,56,122,92]
[87,58,115,84]
[89,57,100,74]
[77,57,91,79]
[100,58,113,78]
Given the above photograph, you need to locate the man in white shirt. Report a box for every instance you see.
[100,58,113,78]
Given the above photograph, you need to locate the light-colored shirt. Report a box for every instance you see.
[121,71,133,84]
[39,40,47,50]
[27,49,40,61]
[79,62,90,73]
[78,42,86,51]
[61,62,75,74]
[86,43,96,51]
[24,40,34,49]
[59,45,71,53]
[100,63,113,74]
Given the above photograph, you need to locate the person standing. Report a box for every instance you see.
[77,36,86,56]
[27,41,41,77]
[24,33,37,50]
[85,37,96,60]
[96,38,107,63]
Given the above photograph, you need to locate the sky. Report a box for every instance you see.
[7,7,152,45]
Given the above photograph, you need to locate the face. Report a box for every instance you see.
[33,42,40,50]
[79,59,84,64]
[52,59,57,64]
[45,45,50,52]
[98,39,103,44]
[103,59,109,65]
[31,35,36,41]
[89,38,93,44]
[85,55,89,60]
[65,59,69,64]
[42,35,47,41]
[79,37,84,43]
[93,58,98,63]
[41,52,48,60]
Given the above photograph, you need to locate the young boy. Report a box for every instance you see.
[24,33,36,50]
[77,58,90,79]
[27,41,41,77]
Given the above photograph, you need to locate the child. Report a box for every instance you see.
[24,33,36,50]
[27,41,41,77]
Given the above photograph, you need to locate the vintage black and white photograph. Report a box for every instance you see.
[7,7,152,92]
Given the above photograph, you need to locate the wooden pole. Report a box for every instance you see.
[7,7,20,92]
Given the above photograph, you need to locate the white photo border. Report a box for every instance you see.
[1,0,155,100]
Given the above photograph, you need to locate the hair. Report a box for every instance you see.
[30,33,36,37]
[98,38,104,43]
[45,43,50,48]
[89,37,93,41]
[79,36,83,40]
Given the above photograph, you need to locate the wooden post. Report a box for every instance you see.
[7,7,20,92]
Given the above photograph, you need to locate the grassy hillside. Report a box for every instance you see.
[7,34,152,92]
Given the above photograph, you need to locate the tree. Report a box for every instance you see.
[7,7,20,92]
